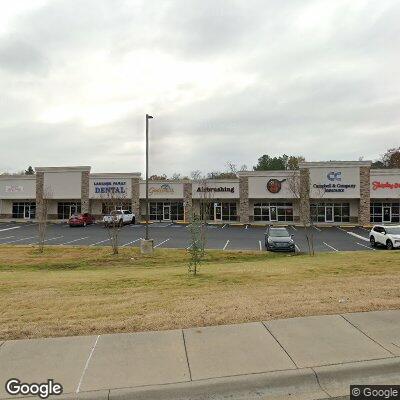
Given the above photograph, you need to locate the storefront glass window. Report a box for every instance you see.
[310,202,350,223]
[253,203,293,222]
[370,202,400,223]
[149,202,184,221]
[58,202,81,219]
[12,202,36,219]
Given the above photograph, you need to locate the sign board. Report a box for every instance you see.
[139,182,184,199]
[309,168,360,198]
[5,185,23,193]
[248,175,294,198]
[370,174,400,198]
[90,179,131,199]
[192,181,239,199]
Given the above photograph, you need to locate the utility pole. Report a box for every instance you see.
[145,114,153,241]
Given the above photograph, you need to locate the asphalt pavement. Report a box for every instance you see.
[0,221,387,253]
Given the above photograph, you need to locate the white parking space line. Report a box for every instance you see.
[0,226,20,232]
[121,238,142,247]
[346,231,369,242]
[222,224,227,229]
[357,242,375,250]
[90,238,111,246]
[295,244,301,252]
[223,240,230,250]
[313,226,322,232]
[323,242,339,252]
[186,243,193,250]
[245,225,249,230]
[336,227,347,233]
[0,236,14,240]
[34,236,64,244]
[291,226,297,231]
[154,238,170,248]
[1,236,37,244]
[258,240,262,251]
[61,237,89,245]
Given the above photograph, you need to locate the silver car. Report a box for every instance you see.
[265,227,295,252]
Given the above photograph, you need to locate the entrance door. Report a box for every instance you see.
[163,204,171,221]
[325,206,334,222]
[270,206,278,222]
[70,204,78,217]
[214,203,222,221]
[383,206,391,223]
[24,205,30,220]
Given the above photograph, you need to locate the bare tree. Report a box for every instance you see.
[101,190,129,255]
[37,186,53,253]
[188,213,203,275]
[287,171,324,256]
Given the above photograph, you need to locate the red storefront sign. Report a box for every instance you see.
[372,181,400,190]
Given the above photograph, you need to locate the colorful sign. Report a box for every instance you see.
[149,183,174,195]
[372,181,400,190]
[5,185,23,193]
[266,179,286,194]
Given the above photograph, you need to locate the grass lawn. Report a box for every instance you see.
[0,246,399,340]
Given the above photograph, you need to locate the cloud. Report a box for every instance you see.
[0,0,399,175]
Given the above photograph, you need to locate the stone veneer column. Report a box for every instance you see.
[131,177,140,222]
[359,166,371,226]
[299,168,310,225]
[183,181,193,222]
[239,176,249,223]
[81,171,90,213]
[36,171,44,220]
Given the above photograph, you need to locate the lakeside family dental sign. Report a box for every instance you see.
[90,180,131,198]
[310,168,360,198]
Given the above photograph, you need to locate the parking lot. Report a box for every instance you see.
[0,221,385,253]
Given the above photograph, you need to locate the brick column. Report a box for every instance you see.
[36,171,44,220]
[131,177,140,222]
[359,166,371,226]
[239,176,249,223]
[299,168,310,225]
[81,171,90,213]
[183,181,193,222]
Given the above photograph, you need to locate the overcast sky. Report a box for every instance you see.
[1,0,399,176]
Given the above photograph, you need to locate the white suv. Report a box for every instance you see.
[369,225,400,250]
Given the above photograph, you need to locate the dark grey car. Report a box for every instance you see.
[265,227,295,252]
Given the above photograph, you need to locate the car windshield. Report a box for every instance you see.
[269,229,290,237]
[110,210,122,215]
[71,213,81,218]
[386,227,400,235]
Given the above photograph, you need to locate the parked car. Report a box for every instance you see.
[68,213,95,227]
[369,225,400,250]
[103,210,135,227]
[265,226,295,252]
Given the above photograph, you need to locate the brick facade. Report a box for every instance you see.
[359,166,371,226]
[239,176,249,223]
[183,181,193,222]
[81,171,90,213]
[35,171,44,220]
[299,168,310,225]
[131,177,140,219]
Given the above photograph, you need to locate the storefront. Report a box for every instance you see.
[0,163,399,225]
[140,182,185,222]
[370,170,400,223]
[192,180,239,222]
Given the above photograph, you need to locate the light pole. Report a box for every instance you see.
[145,114,153,241]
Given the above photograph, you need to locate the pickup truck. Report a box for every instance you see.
[103,210,135,227]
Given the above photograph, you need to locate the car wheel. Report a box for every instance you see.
[386,240,394,250]
[370,236,376,248]
[132,217,135,225]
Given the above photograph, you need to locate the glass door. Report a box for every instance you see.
[270,206,277,222]
[383,206,391,223]
[163,204,171,221]
[70,204,78,217]
[325,205,334,222]
[214,203,222,221]
[24,204,30,219]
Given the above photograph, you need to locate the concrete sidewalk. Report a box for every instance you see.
[0,310,399,399]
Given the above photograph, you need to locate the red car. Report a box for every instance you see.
[68,213,95,227]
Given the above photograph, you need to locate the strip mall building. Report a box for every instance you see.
[0,161,399,225]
